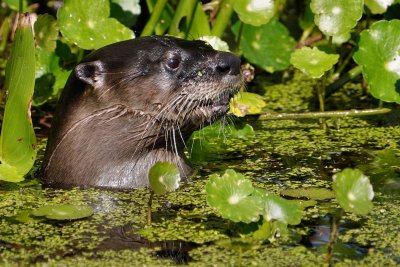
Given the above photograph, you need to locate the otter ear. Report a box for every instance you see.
[74,60,105,88]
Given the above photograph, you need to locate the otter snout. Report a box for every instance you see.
[216,52,241,76]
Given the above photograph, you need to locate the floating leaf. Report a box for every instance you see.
[200,36,230,52]
[206,169,262,223]
[365,0,394,14]
[353,20,400,103]
[280,187,335,200]
[32,204,94,220]
[232,20,295,72]
[34,14,59,52]
[149,162,181,195]
[234,0,277,26]
[58,0,134,50]
[0,14,36,181]
[230,92,267,117]
[310,0,363,37]
[333,168,374,215]
[290,47,339,78]
[254,189,303,225]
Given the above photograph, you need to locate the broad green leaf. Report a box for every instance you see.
[188,2,211,38]
[200,36,230,52]
[310,0,363,37]
[206,169,262,223]
[32,204,94,220]
[58,0,135,50]
[254,189,303,225]
[110,0,141,28]
[333,168,374,215]
[234,0,277,26]
[353,20,400,103]
[0,14,37,179]
[280,187,335,200]
[149,162,181,195]
[34,14,59,52]
[230,92,267,117]
[290,47,339,78]
[365,0,394,14]
[0,163,24,182]
[232,20,295,72]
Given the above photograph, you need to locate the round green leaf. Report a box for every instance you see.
[149,162,181,195]
[333,168,374,215]
[280,187,335,200]
[365,0,394,14]
[34,14,59,52]
[353,20,400,103]
[290,47,339,78]
[254,189,303,225]
[234,0,277,26]
[232,20,295,73]
[57,0,134,50]
[310,0,363,37]
[206,169,262,223]
[229,92,267,117]
[32,204,94,220]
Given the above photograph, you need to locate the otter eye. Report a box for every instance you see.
[166,55,181,70]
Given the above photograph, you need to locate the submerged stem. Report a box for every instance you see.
[326,209,344,266]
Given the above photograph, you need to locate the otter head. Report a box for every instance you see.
[42,36,242,189]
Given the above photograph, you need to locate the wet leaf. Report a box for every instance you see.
[58,0,134,50]
[310,0,363,37]
[232,20,295,72]
[230,92,267,117]
[254,188,303,225]
[149,162,181,195]
[32,204,94,220]
[206,169,262,223]
[200,36,229,52]
[0,14,37,180]
[365,0,395,14]
[280,187,335,200]
[353,20,400,103]
[333,168,374,215]
[290,47,339,78]
[34,14,59,52]
[234,0,277,26]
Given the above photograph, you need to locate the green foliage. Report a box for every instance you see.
[290,47,339,78]
[0,15,37,182]
[365,0,395,14]
[232,20,296,72]
[148,162,181,195]
[230,92,267,117]
[32,204,94,220]
[34,14,59,52]
[353,20,400,103]
[333,168,374,215]
[233,0,278,26]
[57,0,134,50]
[280,187,335,200]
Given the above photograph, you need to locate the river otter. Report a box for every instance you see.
[42,36,242,189]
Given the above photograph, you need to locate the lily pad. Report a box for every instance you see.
[34,14,59,52]
[32,204,94,220]
[230,92,267,117]
[57,0,134,50]
[290,47,339,78]
[310,0,363,37]
[232,20,295,72]
[234,0,277,26]
[332,168,374,215]
[206,169,262,223]
[149,162,181,195]
[365,0,394,14]
[280,187,335,200]
[254,188,303,225]
[353,20,400,103]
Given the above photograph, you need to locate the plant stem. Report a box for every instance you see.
[234,21,244,53]
[211,0,235,37]
[140,0,168,37]
[168,0,197,37]
[326,209,344,266]
[246,108,391,121]
[147,190,154,225]
[326,66,362,97]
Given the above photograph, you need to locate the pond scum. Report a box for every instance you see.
[1,74,399,266]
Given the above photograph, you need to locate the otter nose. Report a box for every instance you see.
[216,52,241,76]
